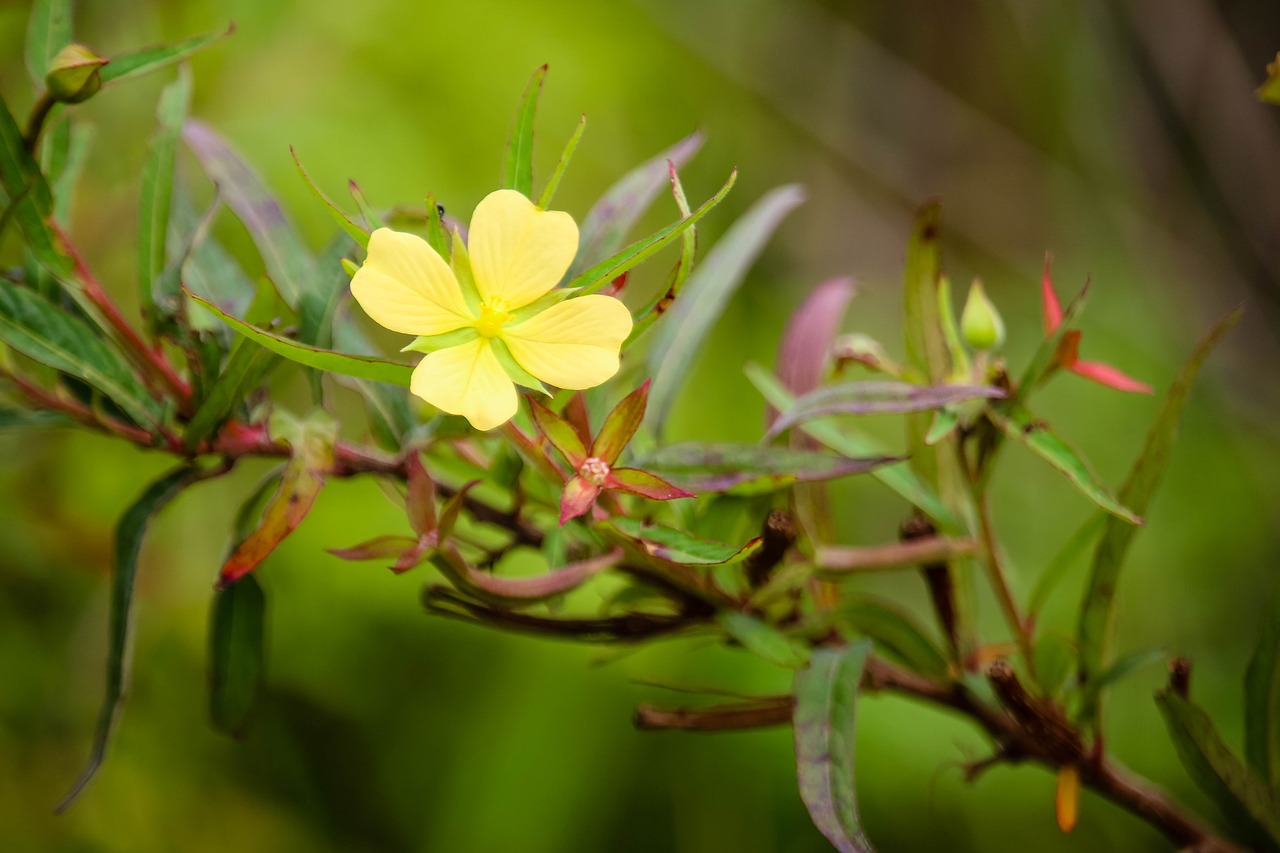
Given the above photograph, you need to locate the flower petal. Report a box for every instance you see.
[468,189,578,309]
[502,295,632,390]
[560,476,601,525]
[352,228,474,335]
[409,338,517,430]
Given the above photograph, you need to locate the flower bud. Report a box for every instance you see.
[45,44,108,104]
[961,280,1005,351]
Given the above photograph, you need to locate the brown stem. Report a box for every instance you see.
[23,93,55,153]
[635,698,793,731]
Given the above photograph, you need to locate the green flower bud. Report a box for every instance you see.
[45,44,108,104]
[961,280,1005,351]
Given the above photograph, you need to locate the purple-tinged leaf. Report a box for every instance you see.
[592,380,649,465]
[404,452,436,537]
[793,641,877,853]
[771,277,857,425]
[327,535,418,562]
[607,467,693,501]
[559,475,600,525]
[640,441,900,493]
[563,391,592,449]
[766,381,1005,440]
[437,480,478,542]
[530,396,587,467]
[436,547,622,607]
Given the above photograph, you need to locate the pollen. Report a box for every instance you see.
[474,302,513,338]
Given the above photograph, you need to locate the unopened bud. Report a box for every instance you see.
[45,44,108,104]
[961,280,1005,351]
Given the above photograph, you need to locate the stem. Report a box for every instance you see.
[23,93,55,153]
[972,485,1037,673]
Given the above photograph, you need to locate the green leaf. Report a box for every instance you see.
[592,380,649,465]
[298,232,359,349]
[190,290,414,387]
[183,119,314,308]
[502,65,546,197]
[25,0,72,85]
[0,279,162,428]
[989,406,1140,524]
[793,641,877,853]
[1261,54,1280,105]
[608,516,761,566]
[901,202,946,488]
[169,189,255,323]
[209,574,266,738]
[537,113,585,209]
[719,611,810,669]
[568,168,737,296]
[138,66,191,333]
[1156,689,1280,848]
[1246,588,1280,790]
[570,131,703,278]
[0,407,69,430]
[50,121,92,225]
[0,94,75,282]
[58,465,198,812]
[640,441,900,494]
[291,146,368,248]
[1027,513,1106,620]
[99,24,232,85]
[839,598,948,678]
[529,396,587,466]
[746,364,962,534]
[1078,311,1240,692]
[1077,648,1166,721]
[646,183,805,431]
[767,381,1005,440]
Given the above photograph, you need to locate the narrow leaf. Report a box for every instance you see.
[768,381,1005,440]
[1028,513,1106,620]
[529,395,587,467]
[990,406,1140,524]
[327,535,417,562]
[719,611,810,669]
[190,290,414,387]
[641,441,899,493]
[771,277,857,423]
[502,65,546,197]
[25,0,73,85]
[608,517,760,566]
[568,168,737,296]
[0,279,162,428]
[1157,689,1280,847]
[0,94,75,281]
[291,146,368,247]
[570,131,703,277]
[99,24,233,84]
[209,573,266,737]
[592,379,649,465]
[1078,311,1241,690]
[538,113,586,209]
[793,641,877,853]
[138,66,191,332]
[840,598,949,678]
[647,183,805,430]
[58,466,197,811]
[183,120,313,307]
[1246,588,1280,789]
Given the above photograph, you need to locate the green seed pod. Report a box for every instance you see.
[45,44,108,104]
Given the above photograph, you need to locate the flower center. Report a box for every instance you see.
[475,302,513,338]
[578,456,610,486]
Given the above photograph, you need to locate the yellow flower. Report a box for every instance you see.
[351,189,633,430]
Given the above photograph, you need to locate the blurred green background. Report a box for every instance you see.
[2,0,1280,850]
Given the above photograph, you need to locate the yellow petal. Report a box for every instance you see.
[502,295,632,390]
[409,338,517,431]
[468,189,577,310]
[352,228,473,336]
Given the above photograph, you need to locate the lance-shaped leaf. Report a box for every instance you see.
[208,573,266,738]
[647,184,806,431]
[840,598,948,678]
[719,611,810,669]
[1078,311,1240,692]
[767,381,1005,440]
[593,379,648,464]
[25,0,72,85]
[793,641,877,853]
[502,65,545,197]
[183,120,314,308]
[608,516,760,566]
[1246,589,1280,789]
[530,396,587,466]
[431,547,622,608]
[169,189,255,321]
[58,465,198,811]
[0,94,75,281]
[0,407,69,430]
[1027,513,1106,620]
[190,290,414,387]
[405,452,437,536]
[99,24,232,85]
[746,364,962,533]
[570,130,704,277]
[770,277,857,424]
[0,278,162,428]
[640,441,900,494]
[138,66,191,332]
[537,113,585,209]
[568,168,737,296]
[218,411,337,586]
[291,146,368,247]
[327,534,418,562]
[1157,689,1280,848]
[989,406,1140,524]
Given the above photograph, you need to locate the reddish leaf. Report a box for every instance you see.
[529,396,587,467]
[391,535,433,574]
[593,380,650,465]
[563,392,593,449]
[327,535,418,562]
[1069,361,1153,394]
[404,452,437,536]
[437,480,480,542]
[1042,253,1063,333]
[448,547,623,605]
[607,467,694,501]
[560,475,601,524]
[771,277,857,425]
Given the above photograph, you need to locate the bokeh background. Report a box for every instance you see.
[2,0,1280,850]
